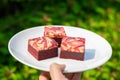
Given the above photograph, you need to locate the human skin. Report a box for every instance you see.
[39,63,81,80]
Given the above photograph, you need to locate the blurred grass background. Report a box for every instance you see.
[0,0,120,80]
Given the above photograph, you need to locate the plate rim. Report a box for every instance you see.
[8,25,112,72]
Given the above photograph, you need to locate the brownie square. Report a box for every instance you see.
[44,27,66,47]
[60,37,85,60]
[28,37,58,60]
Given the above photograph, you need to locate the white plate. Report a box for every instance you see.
[8,25,112,73]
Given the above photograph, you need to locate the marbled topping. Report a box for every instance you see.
[61,37,85,53]
[44,27,66,38]
[28,37,58,51]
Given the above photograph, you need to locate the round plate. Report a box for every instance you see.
[8,25,112,73]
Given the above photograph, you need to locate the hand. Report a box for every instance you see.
[39,63,82,80]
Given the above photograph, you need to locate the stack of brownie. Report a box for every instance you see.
[28,26,85,61]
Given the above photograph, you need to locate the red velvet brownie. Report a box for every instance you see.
[28,37,58,60]
[60,37,85,61]
[44,27,66,47]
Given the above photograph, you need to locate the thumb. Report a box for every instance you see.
[50,63,67,80]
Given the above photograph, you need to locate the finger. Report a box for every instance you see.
[71,72,82,80]
[39,72,50,80]
[66,73,74,80]
[59,64,66,72]
[66,72,82,80]
[50,63,66,73]
[50,63,67,80]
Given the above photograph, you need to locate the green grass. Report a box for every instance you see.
[0,0,120,80]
